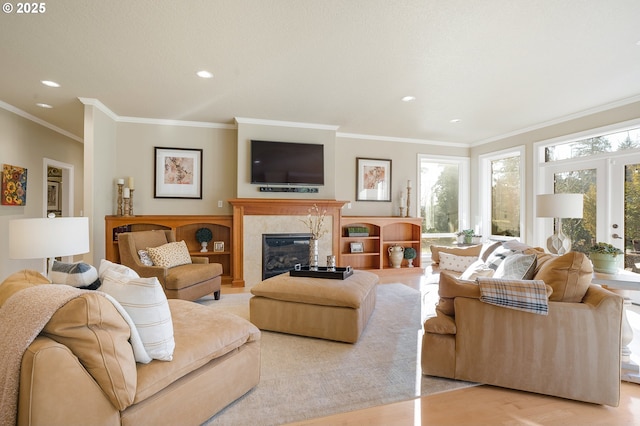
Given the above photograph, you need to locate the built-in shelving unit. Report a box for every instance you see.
[105,215,233,284]
[339,216,423,271]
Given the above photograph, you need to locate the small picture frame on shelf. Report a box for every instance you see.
[213,241,225,252]
[350,242,364,253]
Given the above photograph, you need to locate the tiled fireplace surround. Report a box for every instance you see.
[229,199,348,287]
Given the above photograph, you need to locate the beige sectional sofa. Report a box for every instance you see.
[422,242,624,406]
[0,269,260,425]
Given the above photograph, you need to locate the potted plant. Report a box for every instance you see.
[403,247,417,267]
[588,242,623,274]
[196,227,213,252]
[456,229,475,244]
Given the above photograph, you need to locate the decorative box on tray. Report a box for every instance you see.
[290,264,354,280]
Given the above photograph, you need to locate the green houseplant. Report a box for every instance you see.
[456,229,475,244]
[403,247,417,267]
[588,242,623,274]
[196,227,213,252]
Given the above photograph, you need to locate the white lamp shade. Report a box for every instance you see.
[536,194,583,219]
[9,217,89,260]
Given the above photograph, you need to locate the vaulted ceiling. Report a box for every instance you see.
[1,0,639,144]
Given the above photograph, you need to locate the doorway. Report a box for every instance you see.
[43,158,74,218]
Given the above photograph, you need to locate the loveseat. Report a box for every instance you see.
[422,242,624,406]
[0,268,260,425]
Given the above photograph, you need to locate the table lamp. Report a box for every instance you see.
[536,193,583,255]
[9,216,90,277]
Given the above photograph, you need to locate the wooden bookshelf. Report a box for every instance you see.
[339,216,422,271]
[105,215,233,284]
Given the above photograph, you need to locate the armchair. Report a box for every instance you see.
[118,230,222,301]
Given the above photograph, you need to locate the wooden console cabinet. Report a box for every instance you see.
[105,215,233,284]
[339,216,423,271]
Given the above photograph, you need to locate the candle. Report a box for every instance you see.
[117,178,124,185]
[123,188,130,198]
[128,177,134,190]
[407,179,412,188]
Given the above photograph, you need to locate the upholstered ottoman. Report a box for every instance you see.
[249,270,379,343]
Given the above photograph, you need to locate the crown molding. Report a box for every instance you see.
[0,100,83,143]
[472,94,640,147]
[336,131,469,148]
[235,117,339,131]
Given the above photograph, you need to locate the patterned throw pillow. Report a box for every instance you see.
[439,252,478,273]
[138,249,154,266]
[50,261,101,290]
[147,240,192,268]
[494,253,537,280]
[485,244,519,271]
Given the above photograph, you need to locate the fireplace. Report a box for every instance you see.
[262,233,312,280]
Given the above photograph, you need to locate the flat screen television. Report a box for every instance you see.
[250,140,324,185]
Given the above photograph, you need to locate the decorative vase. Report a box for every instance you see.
[200,241,208,252]
[388,244,404,268]
[590,253,620,274]
[309,238,319,271]
[407,258,414,268]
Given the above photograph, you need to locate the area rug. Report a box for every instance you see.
[197,283,474,425]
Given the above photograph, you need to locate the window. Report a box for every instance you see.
[545,127,640,162]
[480,147,525,240]
[418,155,469,252]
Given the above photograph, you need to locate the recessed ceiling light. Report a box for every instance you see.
[36,103,53,108]
[196,70,214,79]
[401,96,416,102]
[41,80,60,88]
[450,118,461,123]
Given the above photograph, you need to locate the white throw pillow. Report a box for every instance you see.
[138,249,154,266]
[460,259,495,280]
[99,259,140,280]
[439,252,478,273]
[99,268,175,361]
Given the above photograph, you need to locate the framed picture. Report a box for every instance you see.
[47,181,60,210]
[2,163,27,206]
[350,242,364,253]
[154,147,203,199]
[213,241,225,252]
[356,157,391,201]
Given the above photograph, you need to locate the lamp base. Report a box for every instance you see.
[547,221,571,255]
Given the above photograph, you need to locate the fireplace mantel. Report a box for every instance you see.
[229,198,348,286]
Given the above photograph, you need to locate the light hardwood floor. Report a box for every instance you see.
[221,269,640,425]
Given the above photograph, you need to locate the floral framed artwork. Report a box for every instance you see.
[2,164,27,206]
[154,147,203,199]
[356,157,391,201]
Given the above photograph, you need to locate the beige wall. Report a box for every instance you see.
[335,137,469,216]
[115,122,237,215]
[0,107,83,281]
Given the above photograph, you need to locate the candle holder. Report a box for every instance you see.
[117,183,124,216]
[129,189,135,216]
[406,185,412,217]
[399,206,406,217]
[123,198,131,217]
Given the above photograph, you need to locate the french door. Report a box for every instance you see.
[541,152,640,268]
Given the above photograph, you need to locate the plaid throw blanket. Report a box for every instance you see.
[477,277,549,315]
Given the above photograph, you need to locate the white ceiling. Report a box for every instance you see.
[1,0,639,144]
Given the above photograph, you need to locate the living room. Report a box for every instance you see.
[2,1,640,424]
